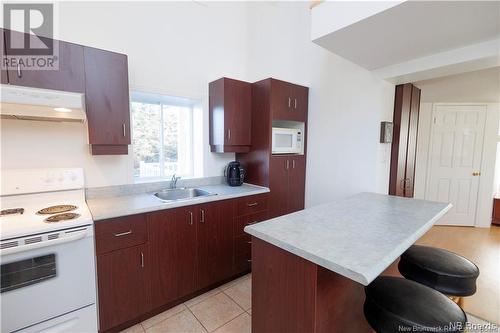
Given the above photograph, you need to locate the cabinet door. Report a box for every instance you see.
[270,79,293,120]
[197,200,234,289]
[290,85,309,122]
[404,85,420,197]
[224,78,252,146]
[96,244,151,331]
[84,46,130,146]
[149,207,197,309]
[269,156,290,218]
[288,155,306,213]
[4,30,85,93]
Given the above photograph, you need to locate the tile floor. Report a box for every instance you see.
[121,274,251,333]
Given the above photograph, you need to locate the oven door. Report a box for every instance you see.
[0,226,96,333]
[272,128,300,154]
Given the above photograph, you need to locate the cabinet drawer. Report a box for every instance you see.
[237,194,268,216]
[235,234,251,258]
[235,210,268,236]
[95,214,147,254]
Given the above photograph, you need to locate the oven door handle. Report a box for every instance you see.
[0,228,89,256]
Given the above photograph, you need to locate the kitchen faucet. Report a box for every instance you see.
[170,174,181,189]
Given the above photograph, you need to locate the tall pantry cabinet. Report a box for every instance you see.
[237,78,308,219]
[389,83,421,197]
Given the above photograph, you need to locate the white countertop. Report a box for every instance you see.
[244,192,452,286]
[87,183,269,221]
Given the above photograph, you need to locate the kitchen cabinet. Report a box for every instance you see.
[237,78,308,220]
[1,29,85,93]
[492,198,500,226]
[149,207,197,308]
[96,244,151,331]
[389,83,421,197]
[268,155,305,218]
[209,77,252,153]
[271,79,308,122]
[197,200,234,289]
[84,46,131,155]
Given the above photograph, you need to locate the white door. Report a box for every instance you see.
[426,104,486,226]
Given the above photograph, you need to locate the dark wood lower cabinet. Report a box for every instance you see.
[96,244,151,332]
[96,193,268,332]
[148,207,197,309]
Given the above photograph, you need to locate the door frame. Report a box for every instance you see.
[420,103,499,227]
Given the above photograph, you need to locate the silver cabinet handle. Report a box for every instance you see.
[200,209,205,223]
[294,98,297,109]
[140,252,144,268]
[227,129,231,141]
[189,211,193,225]
[114,230,132,237]
[288,97,291,108]
[286,160,290,170]
[122,123,126,137]
[292,160,296,169]
[17,64,22,78]
[247,259,252,263]
[247,241,252,244]
[247,202,258,207]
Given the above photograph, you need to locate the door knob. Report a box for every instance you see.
[472,171,481,176]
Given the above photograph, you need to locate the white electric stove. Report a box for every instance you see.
[0,168,97,333]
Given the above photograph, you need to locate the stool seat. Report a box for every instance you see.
[364,276,467,333]
[399,245,479,296]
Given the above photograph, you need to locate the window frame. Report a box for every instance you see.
[130,91,196,181]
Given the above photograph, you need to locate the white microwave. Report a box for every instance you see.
[272,127,303,154]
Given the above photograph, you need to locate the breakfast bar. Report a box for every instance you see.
[244,192,452,333]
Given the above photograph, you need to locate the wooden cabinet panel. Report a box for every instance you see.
[96,244,151,331]
[236,194,268,216]
[270,79,293,120]
[288,155,306,213]
[197,200,234,289]
[291,85,309,122]
[389,83,421,197]
[3,29,85,93]
[209,77,251,153]
[149,207,197,308]
[84,46,130,150]
[269,156,290,219]
[234,210,268,236]
[95,214,147,255]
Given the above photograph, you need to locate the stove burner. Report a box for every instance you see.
[38,205,77,215]
[44,213,80,223]
[0,208,24,216]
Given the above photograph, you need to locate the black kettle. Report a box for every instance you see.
[225,161,245,186]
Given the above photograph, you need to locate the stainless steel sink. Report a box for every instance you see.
[154,188,215,202]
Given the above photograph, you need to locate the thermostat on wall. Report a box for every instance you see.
[380,121,393,143]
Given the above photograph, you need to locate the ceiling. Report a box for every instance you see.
[414,67,500,103]
[313,1,500,71]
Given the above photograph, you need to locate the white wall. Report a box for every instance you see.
[414,103,499,227]
[1,2,395,202]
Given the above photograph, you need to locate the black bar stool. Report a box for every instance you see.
[399,245,479,305]
[364,276,467,333]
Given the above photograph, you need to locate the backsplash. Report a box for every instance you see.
[85,176,224,199]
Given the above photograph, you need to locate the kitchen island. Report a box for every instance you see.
[244,192,452,333]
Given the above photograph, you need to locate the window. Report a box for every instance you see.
[131,91,195,179]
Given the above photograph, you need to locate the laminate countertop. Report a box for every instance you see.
[87,183,269,221]
[244,192,452,286]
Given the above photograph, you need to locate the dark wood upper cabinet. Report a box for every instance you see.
[148,207,197,309]
[271,79,308,122]
[96,244,151,332]
[197,200,234,289]
[209,77,252,153]
[2,29,85,93]
[389,83,421,197]
[84,46,131,155]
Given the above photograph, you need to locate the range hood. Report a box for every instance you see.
[0,85,86,122]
